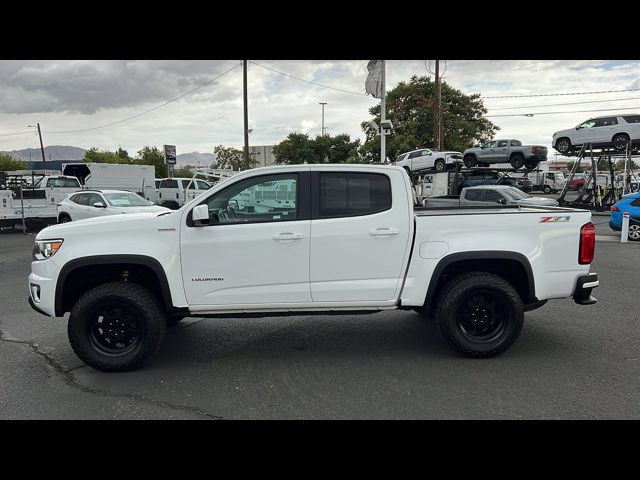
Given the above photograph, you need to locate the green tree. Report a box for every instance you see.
[115,147,131,163]
[273,133,363,164]
[212,145,258,171]
[83,147,130,164]
[0,154,27,171]
[174,166,194,177]
[360,75,498,162]
[134,146,167,177]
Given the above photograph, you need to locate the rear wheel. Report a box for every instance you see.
[463,154,477,168]
[58,213,71,224]
[435,272,524,358]
[509,154,525,169]
[434,159,446,172]
[543,185,552,194]
[68,282,167,372]
[524,159,538,170]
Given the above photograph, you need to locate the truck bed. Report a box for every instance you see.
[414,204,581,216]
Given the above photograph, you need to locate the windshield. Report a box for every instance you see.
[554,172,565,180]
[501,187,530,200]
[104,192,153,207]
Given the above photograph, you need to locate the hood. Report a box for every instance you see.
[515,197,559,207]
[36,210,176,239]
[109,205,171,215]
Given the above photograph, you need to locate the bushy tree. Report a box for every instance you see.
[0,154,27,171]
[134,146,167,177]
[83,147,130,164]
[273,133,363,164]
[361,75,498,162]
[212,145,258,171]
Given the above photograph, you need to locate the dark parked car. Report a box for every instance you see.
[458,170,533,192]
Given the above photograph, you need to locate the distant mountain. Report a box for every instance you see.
[176,152,216,166]
[1,145,86,161]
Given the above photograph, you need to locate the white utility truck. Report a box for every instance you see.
[61,163,156,202]
[28,164,599,371]
[0,172,82,229]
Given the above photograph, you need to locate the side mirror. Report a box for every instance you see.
[93,202,106,208]
[497,198,506,204]
[192,204,210,226]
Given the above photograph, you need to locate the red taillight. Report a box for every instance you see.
[611,205,619,212]
[579,222,595,264]
[531,146,538,153]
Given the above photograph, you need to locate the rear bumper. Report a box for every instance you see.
[573,273,599,305]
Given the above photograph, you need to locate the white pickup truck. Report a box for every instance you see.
[28,164,599,371]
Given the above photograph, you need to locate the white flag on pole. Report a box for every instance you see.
[365,60,383,99]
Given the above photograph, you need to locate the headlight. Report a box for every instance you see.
[33,239,63,261]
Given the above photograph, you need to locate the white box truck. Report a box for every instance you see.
[61,163,156,202]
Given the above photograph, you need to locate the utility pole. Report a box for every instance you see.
[37,123,46,164]
[243,60,250,167]
[380,60,386,163]
[319,102,327,136]
[434,60,441,150]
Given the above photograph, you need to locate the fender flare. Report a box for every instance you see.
[55,254,173,316]
[424,251,536,307]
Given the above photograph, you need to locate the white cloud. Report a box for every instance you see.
[1,59,640,157]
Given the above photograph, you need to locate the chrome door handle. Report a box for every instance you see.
[273,232,304,241]
[370,227,399,236]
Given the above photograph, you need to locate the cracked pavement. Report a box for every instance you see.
[1,228,640,419]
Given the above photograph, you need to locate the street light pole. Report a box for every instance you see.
[243,60,250,167]
[319,102,327,136]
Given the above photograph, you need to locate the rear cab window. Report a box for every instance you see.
[316,172,391,218]
[159,179,178,188]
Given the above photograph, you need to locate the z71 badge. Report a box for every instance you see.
[539,216,571,223]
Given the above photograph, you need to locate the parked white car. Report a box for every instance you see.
[57,190,171,223]
[552,114,640,154]
[394,148,463,173]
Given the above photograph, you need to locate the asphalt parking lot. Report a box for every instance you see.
[1,223,639,419]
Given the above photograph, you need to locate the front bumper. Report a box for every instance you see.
[573,273,599,305]
[28,296,50,317]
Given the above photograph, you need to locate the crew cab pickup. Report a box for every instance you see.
[463,139,548,170]
[28,164,599,371]
[424,185,559,208]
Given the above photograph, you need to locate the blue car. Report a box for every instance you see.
[610,192,640,241]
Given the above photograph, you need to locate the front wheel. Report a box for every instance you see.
[435,272,524,358]
[524,159,538,170]
[613,133,630,151]
[543,185,552,194]
[434,159,446,172]
[629,223,640,241]
[555,138,572,154]
[68,282,167,371]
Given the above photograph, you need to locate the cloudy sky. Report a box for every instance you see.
[1,60,640,160]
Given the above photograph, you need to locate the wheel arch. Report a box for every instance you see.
[55,255,174,317]
[423,251,536,310]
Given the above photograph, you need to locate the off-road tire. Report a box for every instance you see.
[524,159,538,170]
[463,154,477,168]
[68,282,167,372]
[435,271,524,358]
[509,153,525,170]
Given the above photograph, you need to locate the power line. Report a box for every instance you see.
[487,95,640,111]
[485,105,640,118]
[0,130,33,137]
[46,62,242,134]
[248,61,368,96]
[482,88,640,99]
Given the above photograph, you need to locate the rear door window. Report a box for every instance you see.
[159,179,178,188]
[484,190,504,202]
[317,172,391,218]
[465,190,482,201]
[72,193,90,205]
[623,115,640,124]
[497,140,508,147]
